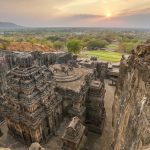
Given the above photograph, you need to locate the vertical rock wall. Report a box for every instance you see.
[0,56,8,95]
[1,50,72,69]
[112,41,150,150]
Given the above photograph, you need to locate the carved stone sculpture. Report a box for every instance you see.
[61,117,86,150]
[0,53,63,145]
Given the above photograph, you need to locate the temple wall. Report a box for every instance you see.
[0,50,72,69]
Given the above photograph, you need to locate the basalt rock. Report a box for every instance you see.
[0,51,106,147]
[0,53,63,145]
[112,41,150,150]
[0,56,8,95]
[0,50,72,69]
[78,59,108,81]
[61,116,87,150]
[85,80,106,134]
[29,142,45,150]
[0,55,7,123]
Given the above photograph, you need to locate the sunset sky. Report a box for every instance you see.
[0,0,150,28]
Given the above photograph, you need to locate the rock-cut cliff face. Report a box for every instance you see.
[112,41,150,150]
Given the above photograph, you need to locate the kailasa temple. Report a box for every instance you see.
[0,50,106,150]
[0,40,150,150]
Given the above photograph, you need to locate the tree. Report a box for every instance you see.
[53,41,64,50]
[0,39,11,50]
[26,37,38,44]
[46,36,63,42]
[40,39,53,48]
[118,42,136,53]
[16,38,24,42]
[66,39,81,54]
[87,39,108,50]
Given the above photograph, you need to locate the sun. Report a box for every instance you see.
[106,12,112,18]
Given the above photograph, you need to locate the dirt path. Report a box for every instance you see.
[87,80,115,150]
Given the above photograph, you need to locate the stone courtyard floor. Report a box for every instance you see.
[0,80,115,150]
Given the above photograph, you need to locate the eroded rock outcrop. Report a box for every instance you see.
[112,41,150,150]
[6,42,54,52]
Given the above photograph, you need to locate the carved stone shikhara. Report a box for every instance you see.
[1,53,63,145]
[85,80,106,134]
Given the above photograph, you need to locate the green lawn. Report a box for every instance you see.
[79,50,122,62]
[106,44,118,50]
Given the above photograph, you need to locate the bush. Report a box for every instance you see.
[53,41,64,50]
[87,39,108,50]
[66,39,81,54]
[119,42,136,53]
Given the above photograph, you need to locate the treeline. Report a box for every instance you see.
[0,31,141,54]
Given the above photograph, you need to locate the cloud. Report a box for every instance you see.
[63,14,104,20]
[46,10,150,28]
[0,0,150,27]
[113,13,150,28]
[47,14,104,27]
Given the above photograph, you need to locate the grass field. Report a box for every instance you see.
[106,44,118,50]
[79,50,122,62]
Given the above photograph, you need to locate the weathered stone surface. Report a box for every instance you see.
[96,61,108,81]
[77,58,108,81]
[0,53,63,145]
[29,142,45,150]
[0,56,7,124]
[0,50,106,148]
[112,41,150,150]
[51,64,94,121]
[0,56,8,95]
[51,63,106,132]
[1,50,72,69]
[61,116,86,150]
[85,80,106,134]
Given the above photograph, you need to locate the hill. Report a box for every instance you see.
[6,42,55,52]
[0,22,22,29]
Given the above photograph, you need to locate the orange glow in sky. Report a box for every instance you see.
[106,12,112,18]
[0,0,150,27]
